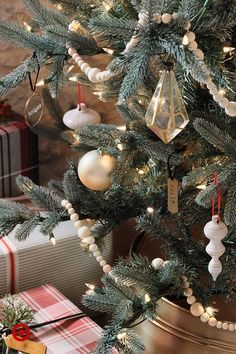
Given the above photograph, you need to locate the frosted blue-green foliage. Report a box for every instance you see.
[0,0,236,353]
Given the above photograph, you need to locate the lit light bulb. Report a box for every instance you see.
[206,306,217,317]
[138,99,143,104]
[117,143,123,151]
[56,4,63,10]
[196,184,207,190]
[138,169,145,175]
[223,46,235,53]
[147,207,154,214]
[218,88,226,96]
[144,293,151,303]
[69,75,78,82]
[36,79,45,87]
[103,1,111,11]
[23,21,32,32]
[50,236,56,245]
[85,283,95,290]
[65,65,75,74]
[117,332,127,340]
[102,48,114,55]
[93,91,103,98]
[116,125,127,131]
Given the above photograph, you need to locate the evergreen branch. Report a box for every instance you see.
[224,185,236,226]
[23,0,70,28]
[14,214,40,241]
[39,211,63,236]
[193,118,236,157]
[41,87,64,129]
[16,176,63,211]
[48,55,66,98]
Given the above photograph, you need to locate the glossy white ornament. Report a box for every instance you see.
[63,103,101,130]
[225,101,236,117]
[78,150,115,191]
[204,215,228,281]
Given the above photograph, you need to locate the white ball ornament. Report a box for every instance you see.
[204,215,228,281]
[190,303,205,317]
[63,103,101,130]
[151,258,164,269]
[225,101,236,117]
[78,150,115,191]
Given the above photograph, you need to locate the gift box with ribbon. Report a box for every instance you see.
[0,100,38,198]
[0,283,105,354]
[0,220,113,308]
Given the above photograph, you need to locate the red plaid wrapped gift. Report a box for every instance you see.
[0,101,38,198]
[17,284,103,354]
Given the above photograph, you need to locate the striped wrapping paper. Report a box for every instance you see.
[0,220,113,308]
[0,120,38,198]
[17,284,103,353]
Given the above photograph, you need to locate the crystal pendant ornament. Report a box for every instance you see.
[24,92,44,127]
[145,69,189,144]
[204,215,228,281]
[63,103,101,130]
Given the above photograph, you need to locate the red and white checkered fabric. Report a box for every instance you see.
[19,284,102,354]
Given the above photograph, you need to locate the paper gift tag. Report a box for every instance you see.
[167,178,179,214]
[5,334,46,354]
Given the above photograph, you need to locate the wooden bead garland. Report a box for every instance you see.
[61,199,112,274]
[151,257,236,331]
[124,12,236,118]
[67,24,112,83]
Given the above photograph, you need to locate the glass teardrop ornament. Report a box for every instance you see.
[145,70,189,144]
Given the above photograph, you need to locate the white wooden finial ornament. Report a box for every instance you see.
[204,215,228,281]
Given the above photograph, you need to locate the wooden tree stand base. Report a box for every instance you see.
[135,298,236,354]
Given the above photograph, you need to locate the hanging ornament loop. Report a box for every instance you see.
[27,52,40,92]
[211,172,221,222]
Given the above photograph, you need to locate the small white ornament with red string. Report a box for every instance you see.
[63,103,101,130]
[204,215,228,281]
[60,199,112,274]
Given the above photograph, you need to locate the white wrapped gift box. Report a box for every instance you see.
[0,220,113,307]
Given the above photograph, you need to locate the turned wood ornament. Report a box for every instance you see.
[63,103,101,130]
[204,215,228,281]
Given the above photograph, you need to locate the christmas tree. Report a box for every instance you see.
[0,0,236,352]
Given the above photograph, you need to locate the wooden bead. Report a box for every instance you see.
[96,256,103,262]
[68,208,75,215]
[200,312,209,322]
[219,97,229,108]
[187,296,196,304]
[154,13,162,23]
[151,258,164,269]
[190,303,204,317]
[225,101,236,117]
[68,48,77,56]
[213,93,224,102]
[76,58,84,66]
[209,87,218,95]
[194,48,204,60]
[87,68,101,82]
[100,260,107,267]
[74,220,82,229]
[161,13,172,24]
[183,288,193,297]
[186,31,195,42]
[77,226,90,239]
[222,322,229,330]
[103,264,112,273]
[85,67,91,75]
[229,323,235,331]
[183,281,190,288]
[182,276,188,282]
[208,317,217,327]
[61,199,69,207]
[89,244,98,252]
[172,13,179,20]
[72,53,79,60]
[184,21,191,30]
[93,250,101,257]
[65,202,72,210]
[207,82,216,90]
[83,236,95,244]
[70,213,79,222]
[163,260,170,266]
[188,41,198,51]
[80,63,90,72]
[216,321,222,329]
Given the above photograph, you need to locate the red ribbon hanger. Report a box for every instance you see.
[77,83,85,110]
[211,172,221,221]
